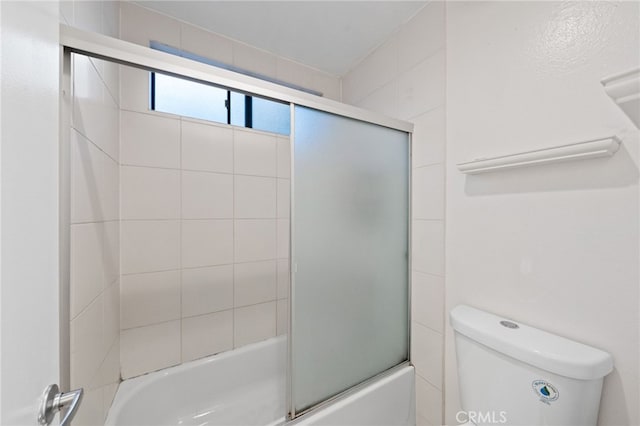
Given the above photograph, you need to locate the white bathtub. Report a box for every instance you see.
[105,336,415,426]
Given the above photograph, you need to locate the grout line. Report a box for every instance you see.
[406,103,445,123]
[71,126,120,167]
[120,258,286,277]
[121,107,289,138]
[412,319,444,336]
[120,162,283,180]
[71,218,120,226]
[413,162,445,171]
[231,125,236,349]
[415,370,443,392]
[179,114,184,363]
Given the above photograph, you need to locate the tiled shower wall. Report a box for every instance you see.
[342,3,446,426]
[61,1,121,425]
[116,2,336,379]
[119,109,290,379]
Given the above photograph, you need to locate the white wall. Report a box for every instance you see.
[342,3,446,425]
[118,109,290,378]
[445,2,639,425]
[61,1,121,425]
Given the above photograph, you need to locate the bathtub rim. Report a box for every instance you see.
[106,335,287,426]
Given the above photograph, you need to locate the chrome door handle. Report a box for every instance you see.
[38,384,83,426]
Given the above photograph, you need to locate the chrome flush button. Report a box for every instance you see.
[500,320,519,329]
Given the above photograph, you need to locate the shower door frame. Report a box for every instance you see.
[59,24,413,422]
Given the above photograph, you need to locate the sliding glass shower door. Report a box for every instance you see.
[290,105,410,417]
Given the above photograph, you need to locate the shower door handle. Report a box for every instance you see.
[38,384,83,426]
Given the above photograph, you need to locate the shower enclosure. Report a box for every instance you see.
[61,25,412,424]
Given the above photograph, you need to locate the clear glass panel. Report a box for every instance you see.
[291,105,409,415]
[252,96,290,135]
[153,73,228,123]
[229,91,245,127]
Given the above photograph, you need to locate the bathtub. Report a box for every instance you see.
[105,336,415,425]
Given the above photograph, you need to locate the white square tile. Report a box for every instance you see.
[59,1,73,25]
[121,111,180,168]
[101,152,120,222]
[181,120,233,173]
[120,320,181,379]
[415,375,443,425]
[411,322,443,389]
[121,166,180,220]
[397,1,446,72]
[412,220,445,276]
[101,88,120,162]
[276,259,290,299]
[70,295,103,389]
[276,299,288,336]
[103,220,120,287]
[313,72,341,101]
[120,2,180,47]
[181,25,233,65]
[234,261,277,307]
[416,414,436,426]
[87,70,120,160]
[119,66,150,113]
[103,383,119,420]
[182,310,233,362]
[121,271,181,329]
[412,107,446,168]
[72,0,102,33]
[72,55,119,161]
[121,220,180,274]
[412,271,444,333]
[72,386,104,426]
[357,80,399,119]
[70,223,105,319]
[103,281,120,354]
[234,302,276,347]
[342,38,398,104]
[102,1,120,39]
[232,42,277,78]
[182,220,234,268]
[276,137,290,179]
[413,164,445,220]
[98,339,120,389]
[182,265,234,317]
[397,51,445,120]
[234,220,277,263]
[277,219,290,259]
[234,175,277,219]
[182,171,233,219]
[276,179,290,218]
[234,129,277,177]
[70,130,99,223]
[71,130,118,223]
[276,58,314,91]
[97,59,120,108]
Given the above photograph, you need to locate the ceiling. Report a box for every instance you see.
[133,1,427,76]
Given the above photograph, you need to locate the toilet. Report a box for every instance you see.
[450,305,613,426]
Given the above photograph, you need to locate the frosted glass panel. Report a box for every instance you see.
[291,106,409,415]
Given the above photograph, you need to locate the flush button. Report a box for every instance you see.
[500,320,519,329]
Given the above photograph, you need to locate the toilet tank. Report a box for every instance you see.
[450,305,613,426]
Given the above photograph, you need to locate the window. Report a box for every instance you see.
[149,43,291,135]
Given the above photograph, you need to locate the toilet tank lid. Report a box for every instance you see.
[450,305,613,380]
